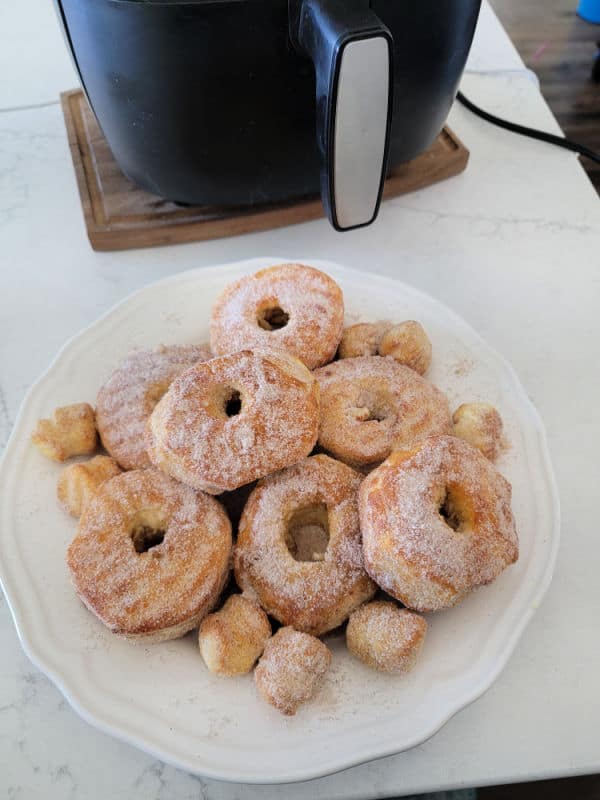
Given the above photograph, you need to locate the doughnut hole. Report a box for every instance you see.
[285,503,330,562]
[348,388,395,424]
[255,627,332,715]
[257,303,290,331]
[346,601,427,674]
[31,402,97,462]
[452,402,503,461]
[205,385,244,420]
[57,455,121,518]
[378,321,432,375]
[338,322,390,359]
[199,595,271,677]
[130,507,168,554]
[437,483,472,533]
[224,389,242,417]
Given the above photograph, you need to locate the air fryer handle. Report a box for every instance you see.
[290,0,393,231]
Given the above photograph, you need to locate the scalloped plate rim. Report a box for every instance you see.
[0,257,560,784]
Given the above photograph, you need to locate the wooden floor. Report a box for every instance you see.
[491,0,600,192]
[479,773,600,799]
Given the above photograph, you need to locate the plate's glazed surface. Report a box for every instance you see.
[0,258,560,783]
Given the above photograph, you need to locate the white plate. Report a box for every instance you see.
[0,258,560,784]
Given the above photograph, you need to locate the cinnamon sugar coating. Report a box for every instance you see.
[234,454,376,635]
[452,402,503,461]
[96,344,212,470]
[67,469,232,641]
[378,321,432,375]
[210,263,344,369]
[146,349,319,494]
[32,403,97,462]
[254,627,331,715]
[360,435,518,612]
[314,356,451,468]
[199,594,271,676]
[57,455,122,517]
[338,322,390,359]
[346,601,427,674]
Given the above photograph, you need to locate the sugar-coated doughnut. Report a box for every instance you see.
[360,435,518,612]
[32,403,97,462]
[338,322,390,359]
[378,321,432,375]
[96,344,212,470]
[146,349,319,494]
[199,594,271,676]
[57,455,122,517]
[234,454,377,635]
[210,263,344,369]
[254,627,331,715]
[314,356,451,468]
[346,601,427,674]
[67,469,232,641]
[452,402,503,461]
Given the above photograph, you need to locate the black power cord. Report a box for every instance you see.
[456,90,600,165]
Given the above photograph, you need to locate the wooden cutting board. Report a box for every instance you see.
[61,89,469,252]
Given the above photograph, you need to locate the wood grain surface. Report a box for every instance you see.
[61,90,469,252]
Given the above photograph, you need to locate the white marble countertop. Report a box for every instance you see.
[1,2,599,798]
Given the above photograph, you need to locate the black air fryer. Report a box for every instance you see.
[54,0,481,230]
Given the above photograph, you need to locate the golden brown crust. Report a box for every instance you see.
[209,263,344,370]
[57,455,122,518]
[254,627,331,715]
[359,435,518,612]
[96,344,212,470]
[378,321,432,375]
[67,469,232,639]
[31,403,97,462]
[314,356,451,467]
[346,601,427,673]
[338,322,390,359]
[199,594,271,676]
[146,349,320,494]
[234,454,377,635]
[452,402,503,461]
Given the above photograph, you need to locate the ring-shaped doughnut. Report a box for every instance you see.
[146,349,319,493]
[234,454,377,635]
[210,263,344,369]
[359,435,518,612]
[67,469,232,641]
[314,356,451,467]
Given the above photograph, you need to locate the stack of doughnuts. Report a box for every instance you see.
[32,262,518,716]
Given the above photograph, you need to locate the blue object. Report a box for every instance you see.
[578,0,600,23]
